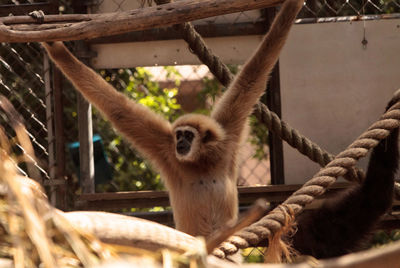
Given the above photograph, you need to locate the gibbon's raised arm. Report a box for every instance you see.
[211,0,303,139]
[42,42,174,169]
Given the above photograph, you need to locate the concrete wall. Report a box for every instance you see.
[91,35,263,69]
[280,19,400,184]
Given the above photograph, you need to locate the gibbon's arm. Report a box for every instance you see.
[211,0,303,141]
[43,42,174,169]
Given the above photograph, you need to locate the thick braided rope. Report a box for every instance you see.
[174,22,234,87]
[253,102,364,182]
[213,99,400,258]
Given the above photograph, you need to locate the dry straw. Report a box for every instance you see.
[0,96,207,267]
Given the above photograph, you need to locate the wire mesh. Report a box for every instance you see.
[0,0,61,187]
[90,0,400,19]
[0,42,49,179]
[299,0,400,19]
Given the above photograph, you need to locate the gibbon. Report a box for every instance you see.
[43,0,304,238]
[292,98,399,259]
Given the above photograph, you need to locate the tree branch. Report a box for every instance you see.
[0,0,284,43]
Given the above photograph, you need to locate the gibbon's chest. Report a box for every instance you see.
[168,175,238,237]
[189,176,226,195]
[183,175,237,203]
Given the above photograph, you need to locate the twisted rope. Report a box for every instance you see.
[174,22,235,88]
[253,102,365,182]
[213,97,400,258]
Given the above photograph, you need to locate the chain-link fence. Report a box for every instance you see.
[0,41,49,179]
[0,1,64,206]
[91,0,400,18]
[300,0,400,18]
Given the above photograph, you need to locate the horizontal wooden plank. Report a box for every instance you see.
[74,183,353,210]
[89,21,268,44]
[74,184,400,230]
[124,209,400,232]
[79,189,168,201]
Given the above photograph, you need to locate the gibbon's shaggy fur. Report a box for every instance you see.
[292,98,399,259]
[43,0,304,238]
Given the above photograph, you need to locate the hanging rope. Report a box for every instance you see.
[213,95,400,258]
[252,102,364,183]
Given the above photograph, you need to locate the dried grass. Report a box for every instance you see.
[0,96,206,267]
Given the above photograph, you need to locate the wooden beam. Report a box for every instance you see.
[53,65,68,209]
[0,0,284,43]
[88,21,268,44]
[75,183,353,210]
[129,210,400,231]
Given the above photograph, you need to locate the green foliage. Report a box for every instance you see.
[197,65,238,105]
[242,247,265,263]
[93,67,183,192]
[249,115,269,160]
[371,229,400,247]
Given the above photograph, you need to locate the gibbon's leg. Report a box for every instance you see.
[292,102,399,259]
[42,42,175,171]
[211,0,304,144]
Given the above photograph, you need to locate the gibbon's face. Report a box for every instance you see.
[172,114,226,162]
[174,125,200,162]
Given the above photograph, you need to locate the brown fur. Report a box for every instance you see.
[42,0,303,238]
[264,205,297,263]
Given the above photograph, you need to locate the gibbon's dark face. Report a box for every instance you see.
[176,129,195,155]
[174,125,201,162]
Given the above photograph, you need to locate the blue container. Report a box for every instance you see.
[68,134,113,185]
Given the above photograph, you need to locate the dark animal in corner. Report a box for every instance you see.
[292,99,399,259]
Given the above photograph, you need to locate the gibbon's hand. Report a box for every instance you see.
[29,10,45,23]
